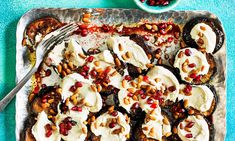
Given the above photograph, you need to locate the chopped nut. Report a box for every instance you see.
[115,58,121,67]
[155,54,161,59]
[118,43,124,51]
[165,132,172,137]
[184,127,191,132]
[82,18,91,23]
[124,98,130,105]
[108,106,115,113]
[184,99,189,108]
[188,109,195,115]
[126,51,132,58]
[132,95,138,101]
[163,117,170,125]
[145,24,152,30]
[127,88,135,93]
[68,62,74,69]
[173,127,178,134]
[152,25,158,31]
[90,85,97,92]
[122,80,127,88]
[178,51,184,58]
[147,54,152,60]
[200,26,206,31]
[82,127,86,134]
[97,84,102,92]
[94,61,100,67]
[142,126,148,131]
[180,41,186,48]
[78,53,86,59]
[122,54,128,60]
[56,88,62,94]
[137,67,142,73]
[57,64,62,73]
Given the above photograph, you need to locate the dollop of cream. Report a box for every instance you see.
[107,36,150,70]
[177,115,209,141]
[60,73,102,112]
[146,66,180,102]
[142,107,171,140]
[179,85,214,112]
[190,23,216,53]
[90,111,131,141]
[32,111,61,141]
[174,48,210,83]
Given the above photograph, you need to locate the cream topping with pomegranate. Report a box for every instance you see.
[174,48,210,83]
[90,111,131,141]
[32,111,61,141]
[177,115,209,141]
[107,36,150,70]
[179,84,214,112]
[190,23,216,53]
[60,73,102,112]
[142,107,171,140]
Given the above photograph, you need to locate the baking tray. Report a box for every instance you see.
[15,8,226,141]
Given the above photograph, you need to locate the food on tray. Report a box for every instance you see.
[178,84,217,116]
[182,17,225,54]
[174,48,216,84]
[175,115,213,141]
[20,14,224,141]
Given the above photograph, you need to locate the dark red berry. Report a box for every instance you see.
[33,86,40,94]
[80,71,86,76]
[185,49,192,56]
[111,111,118,117]
[138,90,144,95]
[186,122,195,128]
[45,130,52,137]
[147,97,154,104]
[86,56,94,62]
[195,75,202,81]
[41,84,47,89]
[45,69,52,76]
[143,35,149,41]
[71,106,78,111]
[188,63,196,68]
[185,133,193,138]
[81,29,88,37]
[132,102,139,109]
[77,107,82,112]
[167,37,173,43]
[140,94,146,99]
[124,75,132,81]
[90,69,98,77]
[79,24,88,29]
[83,65,90,71]
[75,81,83,88]
[69,85,77,92]
[150,103,158,109]
[109,122,116,128]
[189,73,197,79]
[127,93,134,97]
[143,76,149,82]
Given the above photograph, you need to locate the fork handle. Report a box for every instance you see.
[0,67,37,112]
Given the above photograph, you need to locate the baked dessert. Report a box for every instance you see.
[20,15,223,141]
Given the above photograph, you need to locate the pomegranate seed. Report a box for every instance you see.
[140,94,146,99]
[167,37,174,43]
[150,103,158,108]
[124,75,132,81]
[185,133,193,138]
[45,69,51,76]
[90,69,98,77]
[71,106,78,111]
[162,1,169,6]
[178,108,185,113]
[188,63,196,68]
[66,122,72,130]
[83,65,90,71]
[45,130,52,137]
[41,84,47,89]
[189,73,197,79]
[132,102,139,109]
[75,81,83,88]
[71,121,77,126]
[140,0,145,3]
[69,85,76,92]
[159,98,164,105]
[195,75,202,81]
[109,122,116,128]
[42,98,47,103]
[143,35,149,41]
[111,111,118,117]
[138,90,144,95]
[102,25,110,32]
[77,107,82,112]
[81,29,88,37]
[185,49,192,56]
[156,90,163,96]
[79,24,88,29]
[159,23,167,29]
[80,71,86,77]
[86,56,94,62]
[186,84,192,91]
[33,86,40,94]
[186,122,195,128]
[147,98,154,104]
[143,76,149,82]
[160,29,166,35]
[127,93,134,97]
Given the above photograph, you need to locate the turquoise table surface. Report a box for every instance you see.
[0,0,234,141]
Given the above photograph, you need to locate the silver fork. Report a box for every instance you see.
[0,23,78,112]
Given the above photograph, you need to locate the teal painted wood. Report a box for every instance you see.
[0,0,234,140]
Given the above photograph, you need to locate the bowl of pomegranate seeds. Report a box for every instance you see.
[134,0,181,13]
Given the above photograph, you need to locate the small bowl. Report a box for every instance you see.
[133,0,181,13]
